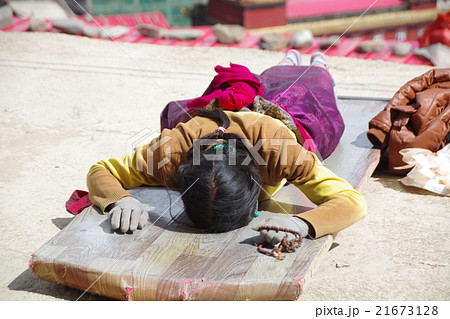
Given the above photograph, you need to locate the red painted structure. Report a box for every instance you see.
[286,0,405,20]
[208,0,286,28]
[1,11,432,66]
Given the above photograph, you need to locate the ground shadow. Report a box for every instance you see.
[351,131,373,149]
[8,268,112,301]
[51,217,74,230]
[239,235,261,246]
[329,242,340,251]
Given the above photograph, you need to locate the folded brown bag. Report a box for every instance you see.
[367,68,450,175]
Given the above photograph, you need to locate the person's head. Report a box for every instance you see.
[177,105,262,232]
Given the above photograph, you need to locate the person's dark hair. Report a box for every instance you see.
[177,103,262,233]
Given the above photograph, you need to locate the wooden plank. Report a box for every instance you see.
[156,255,218,300]
[86,258,135,300]
[30,98,385,300]
[324,98,384,188]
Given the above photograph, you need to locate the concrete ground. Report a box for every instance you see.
[0,32,448,301]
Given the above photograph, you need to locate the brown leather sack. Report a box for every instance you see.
[367,68,450,175]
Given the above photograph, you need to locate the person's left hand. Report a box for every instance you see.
[254,216,310,246]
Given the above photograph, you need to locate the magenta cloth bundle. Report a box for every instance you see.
[66,189,92,215]
[187,63,264,111]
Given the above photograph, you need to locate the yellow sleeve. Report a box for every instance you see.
[86,145,163,213]
[293,154,367,238]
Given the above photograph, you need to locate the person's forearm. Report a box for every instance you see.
[293,153,367,238]
[86,164,133,213]
[86,147,162,212]
[296,191,366,238]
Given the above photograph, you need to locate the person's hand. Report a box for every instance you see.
[255,216,310,246]
[108,197,151,233]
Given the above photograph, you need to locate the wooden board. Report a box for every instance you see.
[30,98,385,300]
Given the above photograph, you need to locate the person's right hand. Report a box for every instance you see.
[108,197,151,233]
[255,216,310,246]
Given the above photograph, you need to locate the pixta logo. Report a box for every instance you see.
[125,130,321,174]
[126,128,172,175]
[126,128,160,153]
